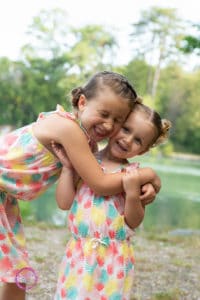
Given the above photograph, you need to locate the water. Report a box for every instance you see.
[24,155,200,230]
[136,155,200,230]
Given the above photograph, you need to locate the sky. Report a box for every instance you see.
[0,0,199,65]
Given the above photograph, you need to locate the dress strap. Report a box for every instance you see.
[37,104,76,122]
[55,104,76,121]
[77,119,98,152]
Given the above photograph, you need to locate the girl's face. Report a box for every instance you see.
[78,87,131,142]
[108,110,158,159]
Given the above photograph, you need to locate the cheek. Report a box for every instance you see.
[110,127,121,137]
[114,123,123,132]
[130,144,138,152]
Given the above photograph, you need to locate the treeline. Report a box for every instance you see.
[0,7,199,154]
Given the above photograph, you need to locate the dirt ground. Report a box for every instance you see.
[23,224,200,300]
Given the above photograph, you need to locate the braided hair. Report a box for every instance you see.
[71,71,138,110]
[132,98,172,147]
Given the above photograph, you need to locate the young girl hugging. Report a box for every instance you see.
[0,71,160,300]
[53,100,171,300]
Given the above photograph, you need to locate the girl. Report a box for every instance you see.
[0,71,160,300]
[53,100,171,300]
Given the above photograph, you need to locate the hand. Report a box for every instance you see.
[140,183,156,205]
[51,141,73,169]
[122,170,140,194]
[152,175,161,194]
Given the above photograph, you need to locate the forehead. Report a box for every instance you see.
[126,112,157,148]
[125,111,157,134]
[92,88,131,116]
[124,110,146,125]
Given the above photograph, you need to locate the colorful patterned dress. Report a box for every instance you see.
[0,105,78,283]
[55,162,139,300]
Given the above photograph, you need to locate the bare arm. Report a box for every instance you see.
[140,183,156,204]
[56,167,76,210]
[34,114,124,195]
[33,114,161,196]
[138,167,161,193]
[139,168,161,205]
[52,141,79,210]
[123,170,145,230]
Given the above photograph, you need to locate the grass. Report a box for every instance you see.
[151,289,183,300]
[131,288,184,300]
[34,256,45,263]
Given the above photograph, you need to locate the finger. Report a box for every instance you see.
[140,196,155,204]
[139,193,154,201]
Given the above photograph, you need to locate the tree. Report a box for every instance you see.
[130,7,185,98]
[0,8,118,127]
[19,9,75,117]
[21,9,117,76]
[181,23,200,55]
[20,9,117,108]
[119,58,151,96]
[157,63,200,154]
[68,25,117,77]
[0,58,28,126]
[22,8,72,59]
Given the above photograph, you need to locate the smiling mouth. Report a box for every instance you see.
[116,141,127,152]
[94,127,109,138]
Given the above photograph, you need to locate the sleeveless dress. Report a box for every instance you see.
[0,105,83,282]
[54,162,139,300]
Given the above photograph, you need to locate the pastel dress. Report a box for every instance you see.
[0,105,79,283]
[55,162,139,300]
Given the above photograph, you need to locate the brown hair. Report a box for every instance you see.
[71,71,138,110]
[133,99,172,147]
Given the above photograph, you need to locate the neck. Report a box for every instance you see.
[78,119,90,140]
[98,147,128,165]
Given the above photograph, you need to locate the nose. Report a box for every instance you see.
[103,120,114,131]
[124,135,133,145]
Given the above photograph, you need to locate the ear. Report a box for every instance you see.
[78,94,87,111]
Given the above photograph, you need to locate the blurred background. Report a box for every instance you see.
[0,0,199,231]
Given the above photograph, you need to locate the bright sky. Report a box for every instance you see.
[0,0,199,65]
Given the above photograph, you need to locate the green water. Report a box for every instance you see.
[24,155,200,230]
[135,155,200,230]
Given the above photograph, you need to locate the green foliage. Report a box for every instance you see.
[19,202,33,220]
[122,59,150,95]
[0,7,200,154]
[0,9,117,127]
[69,25,117,74]
[151,289,182,300]
[29,185,57,222]
[130,6,185,97]
[150,142,174,157]
[181,24,200,55]
[157,64,200,154]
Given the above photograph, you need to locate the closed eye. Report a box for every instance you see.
[114,118,123,124]
[100,112,109,118]
[122,126,129,133]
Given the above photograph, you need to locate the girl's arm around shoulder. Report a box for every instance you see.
[33,113,124,196]
[123,171,145,230]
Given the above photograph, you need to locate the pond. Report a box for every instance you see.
[137,155,200,231]
[24,155,200,231]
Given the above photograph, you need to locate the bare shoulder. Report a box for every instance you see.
[33,113,81,146]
